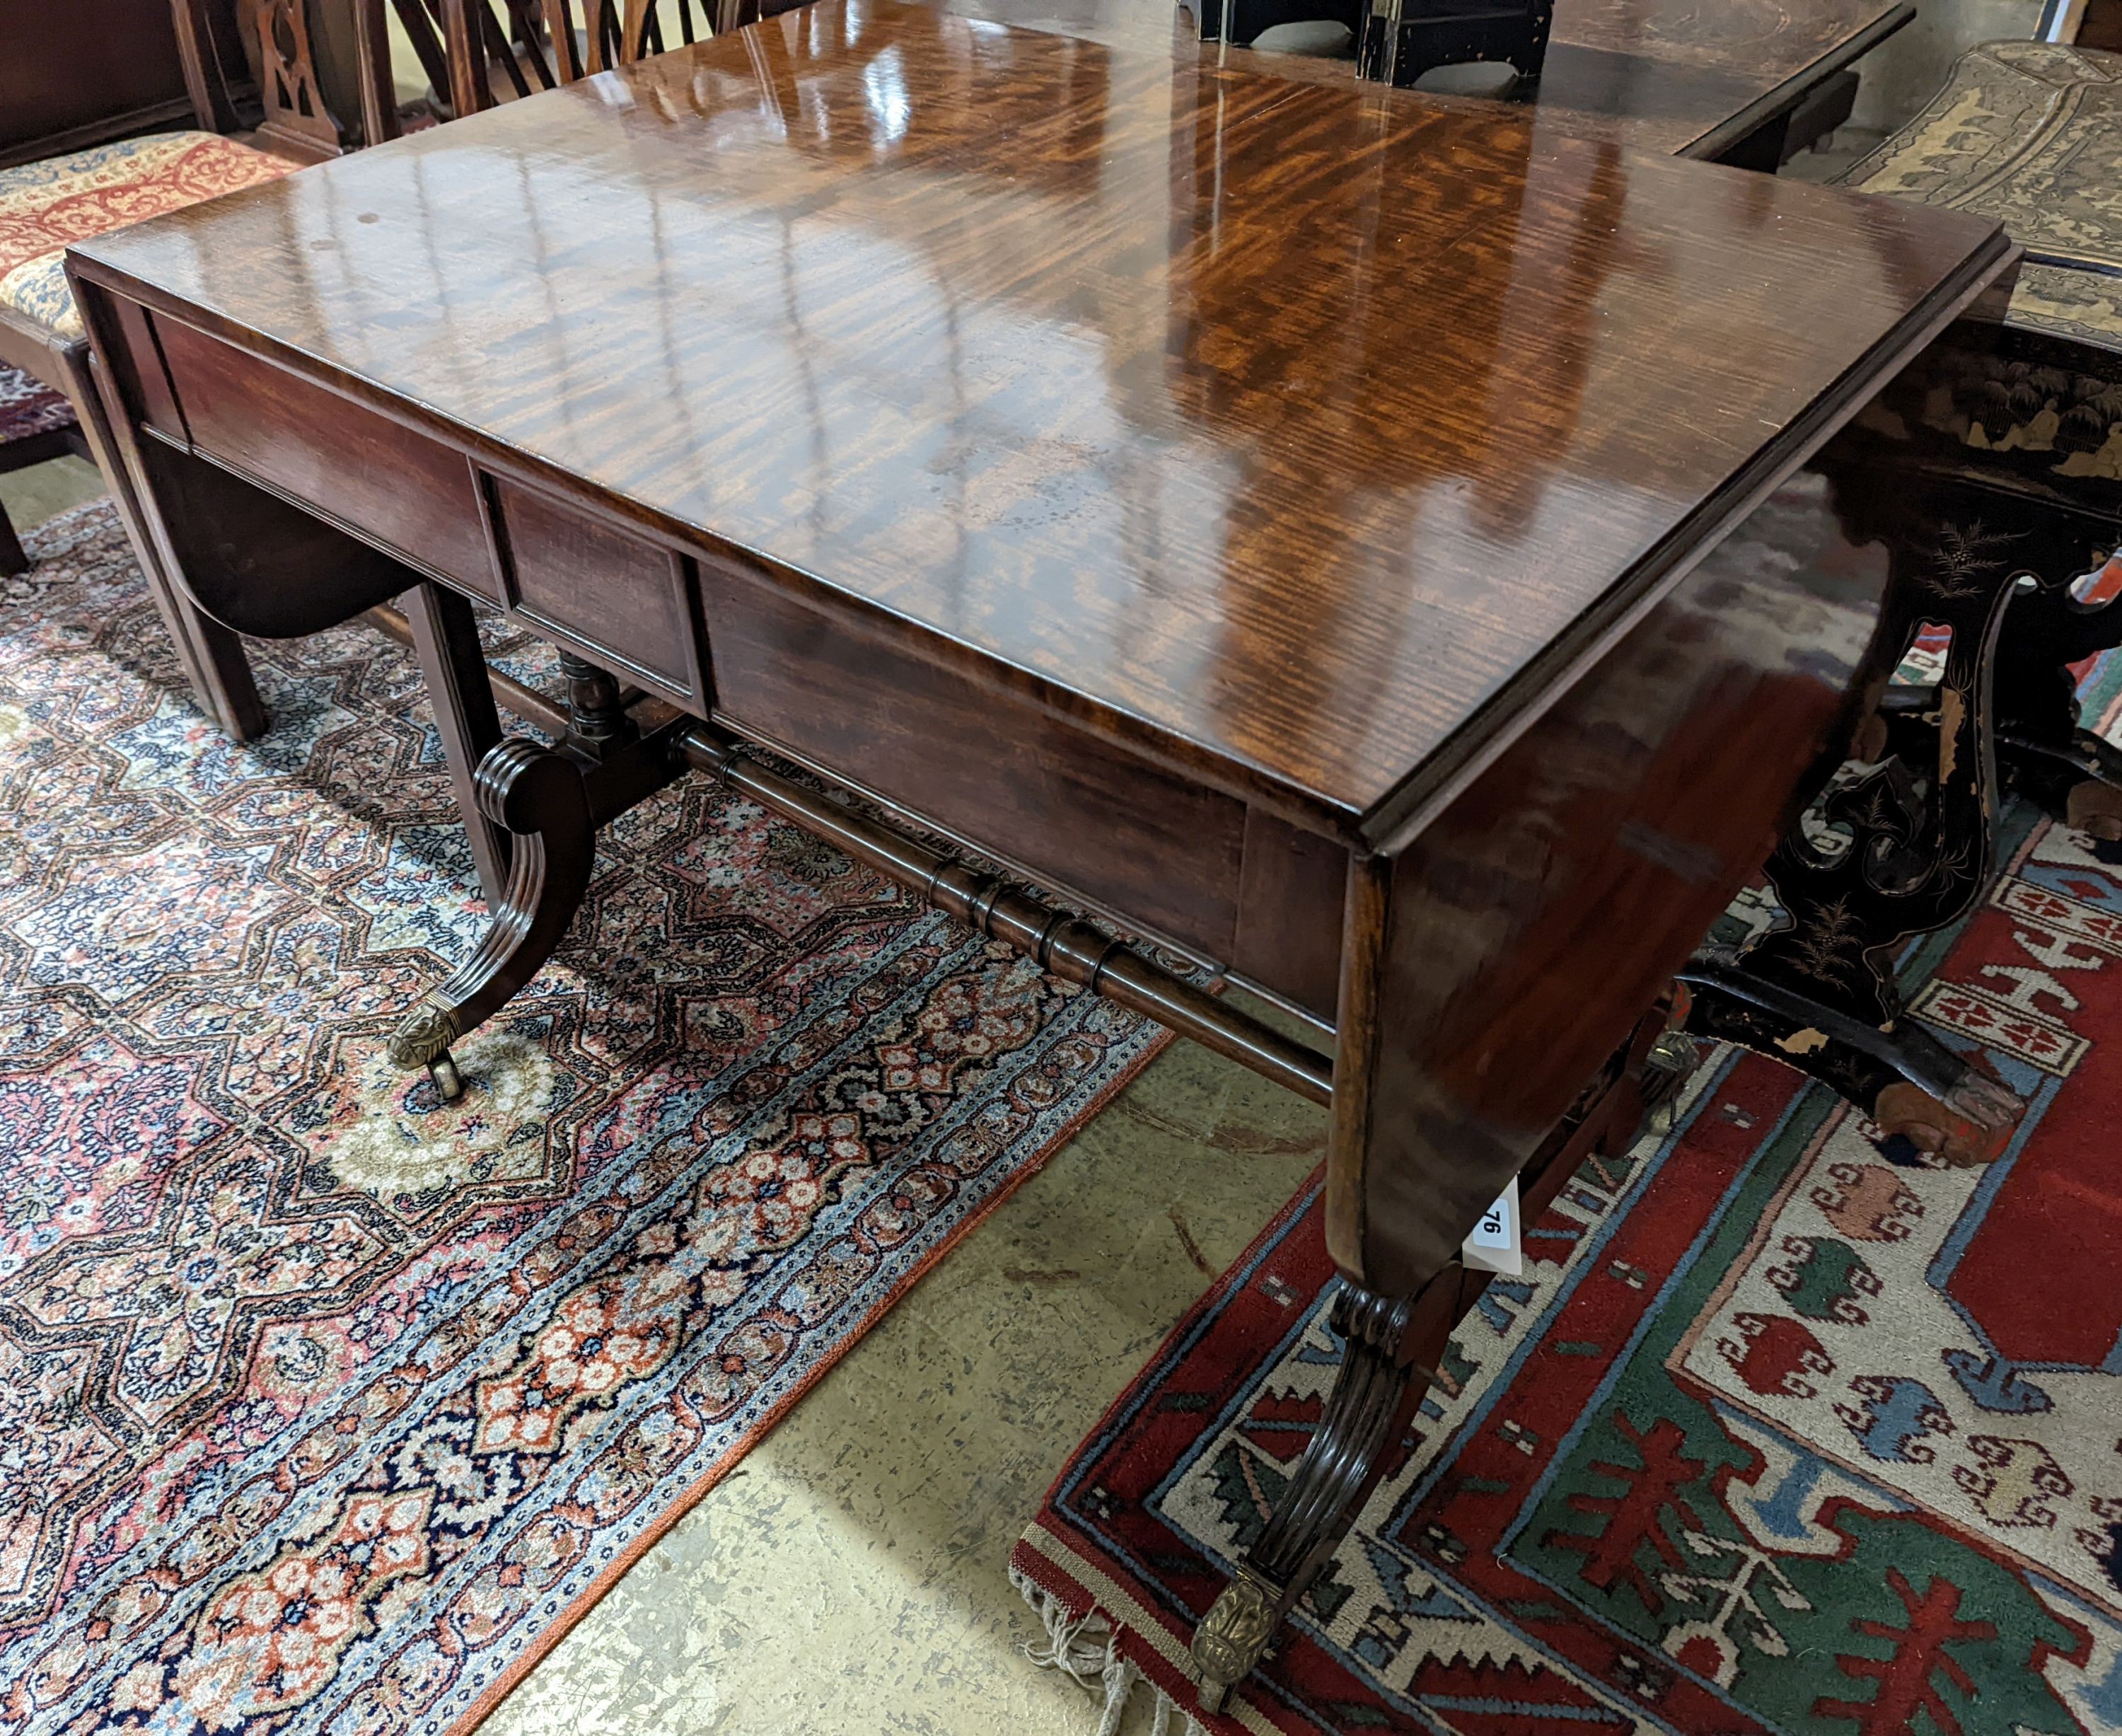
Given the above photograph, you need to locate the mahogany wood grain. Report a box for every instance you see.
[485,473,704,702]
[67,0,2010,844]
[63,6,2028,1686]
[1231,809,1345,1024]
[703,565,1254,967]
[131,432,422,634]
[1337,465,1906,1290]
[146,310,495,595]
[40,296,269,739]
[254,0,349,158]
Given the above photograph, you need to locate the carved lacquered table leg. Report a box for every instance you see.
[1681,482,2039,1164]
[1988,531,2122,841]
[389,738,596,1099]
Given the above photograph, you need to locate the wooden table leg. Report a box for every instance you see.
[1180,427,1931,1710]
[385,649,685,1099]
[1191,1275,1452,1713]
[0,499,25,577]
[388,736,598,1099]
[1190,1009,1669,1712]
[405,580,511,909]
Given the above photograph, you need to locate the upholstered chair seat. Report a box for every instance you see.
[0,132,296,345]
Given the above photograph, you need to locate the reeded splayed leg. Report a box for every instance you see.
[388,738,596,1099]
[1682,476,2036,1164]
[1190,1275,1454,1715]
[1189,1008,1669,1714]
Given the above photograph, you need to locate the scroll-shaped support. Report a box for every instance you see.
[1191,1278,1446,1714]
[1189,1005,1669,1713]
[388,739,595,1098]
[1682,484,2034,1164]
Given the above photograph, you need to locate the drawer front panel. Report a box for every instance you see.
[702,561,1246,965]
[487,475,704,704]
[151,311,494,596]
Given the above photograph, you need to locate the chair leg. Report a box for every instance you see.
[58,339,268,740]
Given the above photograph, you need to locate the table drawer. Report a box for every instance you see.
[147,311,495,597]
[702,560,1248,966]
[484,474,707,706]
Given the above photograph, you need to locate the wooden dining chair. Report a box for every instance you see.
[261,0,736,154]
[0,0,312,734]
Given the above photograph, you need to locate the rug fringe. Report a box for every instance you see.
[1010,1563,1210,1736]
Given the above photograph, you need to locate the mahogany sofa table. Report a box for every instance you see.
[67,0,2016,1707]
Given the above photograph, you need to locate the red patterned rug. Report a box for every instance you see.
[0,502,1169,1733]
[1014,752,2122,1730]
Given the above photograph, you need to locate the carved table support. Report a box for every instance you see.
[1986,528,2122,840]
[1679,475,2044,1164]
[388,739,597,1099]
[557,649,640,754]
[1190,1005,1669,1711]
[385,700,1335,1106]
[1192,1276,1449,1713]
[1187,451,2109,1707]
[387,649,685,1100]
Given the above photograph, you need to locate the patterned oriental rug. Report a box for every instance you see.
[0,362,74,446]
[0,502,1169,1734]
[1014,681,2122,1733]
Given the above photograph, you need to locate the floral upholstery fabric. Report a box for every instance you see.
[1837,42,2122,357]
[0,132,295,344]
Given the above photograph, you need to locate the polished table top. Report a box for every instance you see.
[73,0,2005,836]
[932,0,1913,157]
